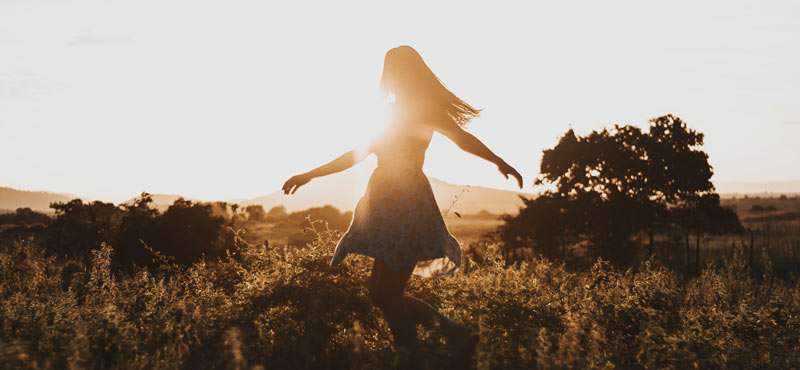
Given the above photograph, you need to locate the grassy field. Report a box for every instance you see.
[237,212,502,250]
[2,197,800,369]
[2,226,799,369]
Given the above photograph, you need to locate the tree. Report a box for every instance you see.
[266,205,289,221]
[499,193,571,260]
[0,207,51,226]
[279,205,353,247]
[674,193,743,272]
[43,194,239,269]
[114,193,160,268]
[643,115,714,203]
[47,199,123,257]
[245,205,267,222]
[500,114,740,265]
[153,198,228,264]
[279,205,352,232]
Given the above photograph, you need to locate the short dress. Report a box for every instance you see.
[329,121,462,277]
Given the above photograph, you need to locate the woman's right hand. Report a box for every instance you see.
[282,173,312,195]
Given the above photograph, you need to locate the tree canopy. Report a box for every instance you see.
[500,115,742,264]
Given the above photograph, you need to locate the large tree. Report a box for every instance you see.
[500,115,741,264]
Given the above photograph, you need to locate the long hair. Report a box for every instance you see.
[379,46,480,127]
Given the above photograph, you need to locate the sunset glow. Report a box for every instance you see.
[1,1,798,201]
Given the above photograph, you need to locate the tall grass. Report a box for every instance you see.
[1,224,799,369]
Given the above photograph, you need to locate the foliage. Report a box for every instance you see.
[43,194,236,268]
[0,208,52,244]
[673,193,745,235]
[244,205,267,223]
[47,199,123,257]
[278,205,353,231]
[266,205,289,222]
[501,115,742,264]
[0,207,52,227]
[1,230,799,369]
[150,198,229,264]
[277,205,353,246]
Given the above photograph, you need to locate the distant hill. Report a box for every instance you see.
[239,171,374,213]
[7,178,795,216]
[1,172,530,216]
[239,172,530,215]
[0,187,76,213]
[429,177,529,215]
[717,180,800,195]
[0,188,216,214]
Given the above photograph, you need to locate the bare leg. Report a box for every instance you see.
[367,259,470,348]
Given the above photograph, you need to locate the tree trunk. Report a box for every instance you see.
[648,228,655,259]
[749,228,755,269]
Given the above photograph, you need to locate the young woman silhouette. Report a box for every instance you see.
[282,46,523,361]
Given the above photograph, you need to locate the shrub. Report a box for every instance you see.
[0,207,51,227]
[42,195,237,269]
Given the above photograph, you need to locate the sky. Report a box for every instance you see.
[1,0,798,202]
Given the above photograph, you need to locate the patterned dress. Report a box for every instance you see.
[329,120,461,277]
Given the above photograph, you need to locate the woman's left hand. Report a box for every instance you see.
[497,161,523,188]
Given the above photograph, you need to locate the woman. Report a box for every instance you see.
[282,46,523,362]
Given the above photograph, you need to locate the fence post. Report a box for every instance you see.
[749,228,755,269]
[685,233,691,275]
[695,230,701,273]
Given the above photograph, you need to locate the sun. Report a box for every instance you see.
[326,93,390,188]
[351,94,394,157]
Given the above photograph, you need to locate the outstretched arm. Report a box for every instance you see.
[282,149,370,195]
[437,124,523,188]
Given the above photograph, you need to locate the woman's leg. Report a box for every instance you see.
[368,259,417,347]
[367,259,469,348]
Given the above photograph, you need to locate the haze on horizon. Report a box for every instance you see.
[1,0,798,202]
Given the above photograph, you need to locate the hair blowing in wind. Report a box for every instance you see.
[379,45,480,128]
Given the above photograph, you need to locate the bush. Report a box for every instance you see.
[47,199,123,257]
[244,205,267,223]
[43,195,237,269]
[278,206,353,246]
[150,198,229,264]
[0,207,51,227]
[266,205,289,222]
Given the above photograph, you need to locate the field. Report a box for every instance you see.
[2,196,800,369]
[235,211,502,252]
[2,224,800,369]
[442,216,505,247]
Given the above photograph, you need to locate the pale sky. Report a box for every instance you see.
[1,0,798,202]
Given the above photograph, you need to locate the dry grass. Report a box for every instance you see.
[2,224,799,369]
